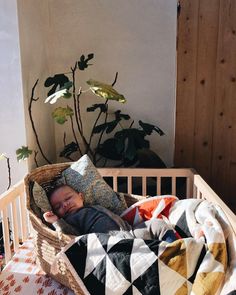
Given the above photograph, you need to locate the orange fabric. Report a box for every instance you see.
[121,195,178,226]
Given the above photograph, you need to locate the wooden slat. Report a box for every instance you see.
[186,178,192,198]
[113,176,118,192]
[171,177,176,195]
[211,0,236,208]
[11,199,20,252]
[99,168,196,197]
[0,180,25,258]
[98,168,195,178]
[175,0,200,167]
[196,188,201,199]
[142,177,147,196]
[193,185,197,198]
[19,191,28,242]
[0,181,25,208]
[193,0,220,182]
[157,177,161,195]
[1,207,11,263]
[127,176,132,194]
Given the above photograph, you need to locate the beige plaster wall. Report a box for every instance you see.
[17,0,57,169]
[17,0,177,168]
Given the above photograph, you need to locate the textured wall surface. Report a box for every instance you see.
[17,0,177,168]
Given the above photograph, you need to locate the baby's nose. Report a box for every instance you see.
[63,201,69,208]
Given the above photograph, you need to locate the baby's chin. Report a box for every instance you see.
[63,206,81,217]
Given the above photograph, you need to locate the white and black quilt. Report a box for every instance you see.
[52,198,236,295]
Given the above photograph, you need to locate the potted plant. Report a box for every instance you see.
[17,53,166,168]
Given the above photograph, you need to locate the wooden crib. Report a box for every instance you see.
[1,167,236,267]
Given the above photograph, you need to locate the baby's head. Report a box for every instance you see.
[48,184,84,218]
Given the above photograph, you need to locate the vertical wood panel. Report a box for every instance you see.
[193,0,219,182]
[176,0,236,211]
[211,0,236,207]
[229,89,236,200]
[229,164,236,205]
[175,0,199,167]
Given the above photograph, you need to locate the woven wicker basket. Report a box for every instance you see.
[25,163,143,294]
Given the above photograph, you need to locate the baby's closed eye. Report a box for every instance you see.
[54,205,61,210]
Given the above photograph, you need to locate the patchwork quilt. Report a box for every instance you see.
[51,197,236,295]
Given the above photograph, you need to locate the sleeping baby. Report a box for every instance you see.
[43,184,178,242]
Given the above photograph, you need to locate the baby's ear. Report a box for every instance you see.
[78,192,84,200]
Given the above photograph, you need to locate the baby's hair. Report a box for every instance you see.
[47,184,69,201]
[41,175,64,196]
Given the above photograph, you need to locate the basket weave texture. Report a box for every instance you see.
[25,163,143,294]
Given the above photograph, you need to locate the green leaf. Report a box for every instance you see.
[114,110,130,120]
[87,79,127,103]
[139,120,165,136]
[114,129,150,161]
[106,120,120,134]
[44,74,70,96]
[63,91,72,99]
[115,136,125,154]
[78,53,94,70]
[115,129,149,149]
[96,138,123,161]
[52,106,74,124]
[136,148,166,168]
[125,135,136,161]
[120,114,130,120]
[87,104,107,113]
[93,123,108,134]
[16,146,32,161]
[60,81,73,90]
[93,119,120,134]
[59,142,79,158]
[45,89,71,104]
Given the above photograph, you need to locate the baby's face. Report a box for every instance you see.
[50,185,84,218]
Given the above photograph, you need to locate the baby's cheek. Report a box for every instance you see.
[58,209,64,217]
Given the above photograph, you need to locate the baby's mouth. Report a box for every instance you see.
[66,206,76,214]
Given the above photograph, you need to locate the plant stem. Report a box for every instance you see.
[71,63,94,158]
[34,151,39,167]
[93,99,109,165]
[63,132,66,146]
[6,157,11,190]
[71,64,82,134]
[112,72,118,87]
[86,104,107,153]
[29,79,52,164]
[69,116,82,156]
[77,87,84,135]
[129,120,134,128]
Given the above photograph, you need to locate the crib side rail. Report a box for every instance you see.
[193,174,236,234]
[0,180,29,264]
[98,168,195,198]
[98,168,236,233]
